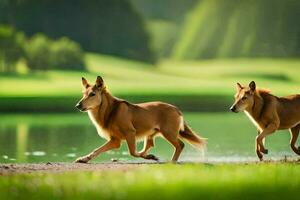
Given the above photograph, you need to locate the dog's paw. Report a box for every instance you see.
[261,149,268,154]
[291,146,300,155]
[297,146,300,154]
[145,154,159,161]
[256,150,263,161]
[74,156,90,163]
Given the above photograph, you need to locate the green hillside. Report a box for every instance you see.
[131,0,197,58]
[173,0,300,59]
[1,54,300,97]
[0,53,300,112]
[131,0,197,22]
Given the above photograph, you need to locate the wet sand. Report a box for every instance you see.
[1,158,299,175]
[0,162,151,175]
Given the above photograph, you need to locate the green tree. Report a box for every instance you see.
[24,33,51,70]
[24,34,86,71]
[0,25,24,72]
[50,37,85,70]
[0,0,155,63]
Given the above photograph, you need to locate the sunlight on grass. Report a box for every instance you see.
[0,53,300,97]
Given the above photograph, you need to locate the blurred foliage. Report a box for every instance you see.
[24,34,51,70]
[50,37,85,70]
[131,0,197,23]
[146,20,179,58]
[0,0,299,63]
[0,0,155,63]
[173,0,300,59]
[0,25,24,72]
[131,0,197,58]
[25,34,85,71]
[0,27,85,72]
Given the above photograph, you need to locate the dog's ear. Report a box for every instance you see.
[249,81,256,91]
[82,77,89,88]
[95,76,104,89]
[236,82,243,91]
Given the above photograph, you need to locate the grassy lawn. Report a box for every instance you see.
[0,54,300,112]
[0,163,299,200]
[0,54,300,97]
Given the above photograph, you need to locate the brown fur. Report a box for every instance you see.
[230,81,300,160]
[75,76,206,163]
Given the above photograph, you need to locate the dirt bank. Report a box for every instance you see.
[1,158,299,175]
[0,162,150,175]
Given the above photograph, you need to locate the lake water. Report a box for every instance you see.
[0,112,297,163]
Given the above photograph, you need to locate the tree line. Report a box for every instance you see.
[0,0,299,69]
[0,26,85,72]
[0,0,155,64]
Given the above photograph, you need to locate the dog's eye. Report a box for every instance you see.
[89,92,95,97]
[242,96,247,100]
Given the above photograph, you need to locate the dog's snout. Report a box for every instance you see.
[75,102,82,109]
[230,105,236,112]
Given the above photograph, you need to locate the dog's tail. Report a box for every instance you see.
[179,121,207,149]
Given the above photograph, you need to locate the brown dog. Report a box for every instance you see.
[230,81,300,160]
[75,76,206,163]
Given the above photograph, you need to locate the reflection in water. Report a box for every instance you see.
[0,113,297,163]
[31,151,46,156]
[66,153,76,158]
[16,123,28,162]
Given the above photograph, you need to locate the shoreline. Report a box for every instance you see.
[1,159,299,175]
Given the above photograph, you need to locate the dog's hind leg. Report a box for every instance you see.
[75,138,121,163]
[124,130,158,161]
[124,129,144,158]
[139,135,159,161]
[290,124,300,155]
[161,131,184,162]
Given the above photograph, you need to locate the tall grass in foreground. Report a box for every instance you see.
[0,163,299,200]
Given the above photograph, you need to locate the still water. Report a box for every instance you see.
[0,112,297,163]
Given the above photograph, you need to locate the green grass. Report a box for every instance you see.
[1,53,300,97]
[0,163,299,200]
[1,54,300,112]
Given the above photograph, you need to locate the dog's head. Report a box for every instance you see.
[75,76,105,112]
[230,81,256,113]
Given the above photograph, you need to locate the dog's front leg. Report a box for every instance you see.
[124,130,143,158]
[255,129,263,160]
[290,125,300,155]
[255,123,277,161]
[75,138,121,163]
